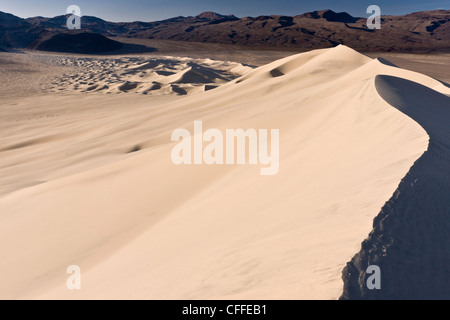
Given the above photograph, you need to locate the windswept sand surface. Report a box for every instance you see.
[0,53,68,98]
[47,55,252,95]
[0,46,449,299]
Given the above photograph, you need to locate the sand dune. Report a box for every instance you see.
[47,56,252,95]
[342,74,450,299]
[0,45,449,299]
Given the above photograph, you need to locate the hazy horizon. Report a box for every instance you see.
[0,0,448,22]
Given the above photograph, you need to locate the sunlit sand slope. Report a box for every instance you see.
[0,45,449,299]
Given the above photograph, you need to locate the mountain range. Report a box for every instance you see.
[1,9,449,53]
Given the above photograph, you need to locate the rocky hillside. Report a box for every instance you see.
[1,9,449,52]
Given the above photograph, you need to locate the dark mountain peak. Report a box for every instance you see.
[0,11,20,19]
[249,15,275,22]
[157,16,188,23]
[32,32,123,54]
[81,16,108,23]
[0,12,43,48]
[196,11,224,20]
[196,11,238,21]
[0,11,29,26]
[301,9,359,23]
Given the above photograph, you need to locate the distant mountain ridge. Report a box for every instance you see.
[1,9,449,52]
[300,9,360,23]
[0,11,45,48]
[196,11,239,21]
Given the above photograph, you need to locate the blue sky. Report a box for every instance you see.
[0,0,448,22]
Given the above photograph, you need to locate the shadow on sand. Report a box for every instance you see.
[341,75,450,300]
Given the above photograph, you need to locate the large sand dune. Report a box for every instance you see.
[0,45,449,299]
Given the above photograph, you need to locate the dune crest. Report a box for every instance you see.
[0,45,449,299]
[341,75,450,299]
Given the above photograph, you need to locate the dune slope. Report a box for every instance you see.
[0,45,448,299]
[341,75,450,299]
